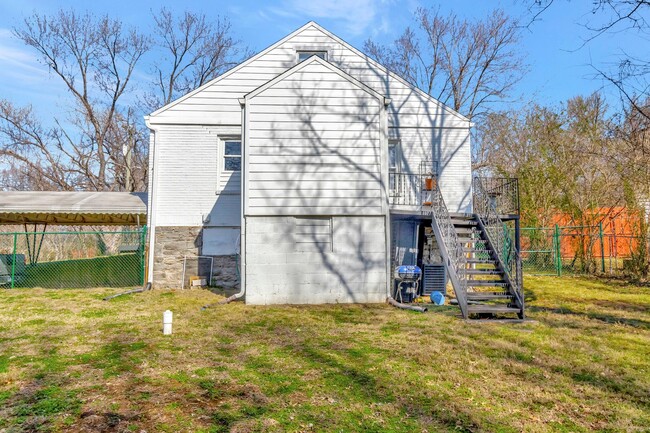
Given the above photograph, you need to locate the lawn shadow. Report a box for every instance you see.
[528,305,650,330]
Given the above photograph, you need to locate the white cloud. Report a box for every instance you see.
[0,28,67,122]
[0,28,49,82]
[267,0,395,37]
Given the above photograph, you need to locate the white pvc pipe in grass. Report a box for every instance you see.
[163,310,173,335]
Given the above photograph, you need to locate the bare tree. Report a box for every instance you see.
[481,93,628,229]
[0,10,149,191]
[364,8,525,121]
[143,8,246,112]
[528,1,650,120]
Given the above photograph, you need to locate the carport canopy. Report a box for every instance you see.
[0,191,147,225]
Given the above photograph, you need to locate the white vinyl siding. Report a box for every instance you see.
[390,127,472,213]
[148,24,471,213]
[149,24,467,130]
[244,61,384,216]
[150,125,241,227]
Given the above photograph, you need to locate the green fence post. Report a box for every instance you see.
[10,232,17,289]
[599,222,606,273]
[140,226,147,285]
[554,224,562,276]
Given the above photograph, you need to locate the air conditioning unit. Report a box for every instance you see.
[422,264,447,295]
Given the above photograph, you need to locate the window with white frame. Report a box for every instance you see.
[388,140,400,194]
[223,139,241,172]
[297,50,328,62]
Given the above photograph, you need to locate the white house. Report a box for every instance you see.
[145,22,485,308]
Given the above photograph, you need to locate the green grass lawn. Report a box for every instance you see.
[0,276,648,432]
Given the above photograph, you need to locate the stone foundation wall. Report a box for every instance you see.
[152,226,239,289]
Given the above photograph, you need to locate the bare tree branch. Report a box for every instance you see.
[143,8,248,111]
[2,9,149,192]
[364,8,525,121]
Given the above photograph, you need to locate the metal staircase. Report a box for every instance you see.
[450,214,524,318]
[426,179,469,318]
[425,177,524,320]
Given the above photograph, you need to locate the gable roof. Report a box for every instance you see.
[148,21,468,123]
[243,55,387,103]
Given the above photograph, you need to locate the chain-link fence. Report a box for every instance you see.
[519,227,558,275]
[0,227,146,288]
[519,224,649,276]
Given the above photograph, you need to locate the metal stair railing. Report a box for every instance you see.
[476,177,520,215]
[472,177,524,311]
[425,177,469,318]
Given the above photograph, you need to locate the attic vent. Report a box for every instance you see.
[297,51,328,62]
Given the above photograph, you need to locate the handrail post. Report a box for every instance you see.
[555,224,562,276]
[599,222,605,274]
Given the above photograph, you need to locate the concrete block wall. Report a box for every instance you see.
[245,215,388,305]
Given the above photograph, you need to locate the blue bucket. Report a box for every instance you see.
[430,291,445,306]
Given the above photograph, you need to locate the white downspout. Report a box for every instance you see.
[144,117,159,285]
[202,98,247,309]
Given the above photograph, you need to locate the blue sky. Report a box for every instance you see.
[0,0,646,120]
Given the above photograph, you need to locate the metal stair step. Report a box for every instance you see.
[466,258,497,264]
[468,274,505,281]
[468,305,522,315]
[448,213,475,219]
[463,248,492,253]
[468,280,508,287]
[457,238,484,243]
[454,228,476,234]
[467,292,514,300]
[466,269,503,275]
[451,220,478,227]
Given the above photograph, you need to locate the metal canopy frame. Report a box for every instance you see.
[23,223,47,265]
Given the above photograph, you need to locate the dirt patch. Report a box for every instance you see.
[76,410,141,433]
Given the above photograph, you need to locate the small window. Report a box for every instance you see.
[388,140,400,194]
[297,51,328,62]
[224,140,241,171]
[388,142,398,173]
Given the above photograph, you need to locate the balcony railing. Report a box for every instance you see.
[475,177,519,216]
[389,172,434,208]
